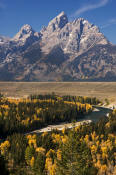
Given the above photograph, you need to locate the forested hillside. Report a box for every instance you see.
[0,94,98,137]
[0,94,116,175]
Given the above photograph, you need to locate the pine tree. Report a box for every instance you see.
[56,129,97,175]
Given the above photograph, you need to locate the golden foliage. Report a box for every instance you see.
[46,149,55,158]
[36,147,46,154]
[30,156,35,167]
[42,132,48,137]
[27,134,37,148]
[0,140,10,155]
[57,149,62,160]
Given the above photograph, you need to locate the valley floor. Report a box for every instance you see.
[0,82,116,103]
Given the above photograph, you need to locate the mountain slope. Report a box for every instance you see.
[0,12,116,81]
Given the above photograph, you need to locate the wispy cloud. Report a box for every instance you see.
[71,0,109,18]
[101,18,116,28]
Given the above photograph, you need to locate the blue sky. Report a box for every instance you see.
[0,0,116,44]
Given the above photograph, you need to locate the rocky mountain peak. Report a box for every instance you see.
[0,12,114,82]
[47,11,68,32]
[12,24,40,46]
[13,24,35,42]
[20,24,33,32]
[72,18,99,32]
[40,13,108,54]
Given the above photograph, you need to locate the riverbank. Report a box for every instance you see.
[27,106,112,134]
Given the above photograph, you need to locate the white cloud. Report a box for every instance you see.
[71,0,109,18]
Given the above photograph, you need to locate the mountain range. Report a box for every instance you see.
[0,11,116,81]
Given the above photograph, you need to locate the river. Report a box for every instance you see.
[27,106,112,135]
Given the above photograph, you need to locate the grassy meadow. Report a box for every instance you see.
[0,82,116,103]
